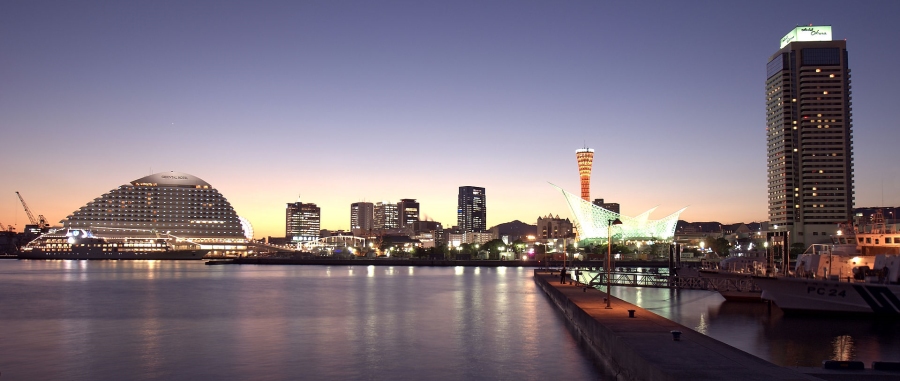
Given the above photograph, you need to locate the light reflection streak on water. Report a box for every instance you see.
[367,265,374,277]
[694,313,708,334]
[832,335,854,361]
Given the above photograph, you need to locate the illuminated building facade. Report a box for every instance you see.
[350,202,374,234]
[374,202,399,230]
[412,220,444,246]
[398,199,420,228]
[537,214,573,239]
[576,148,594,201]
[286,201,320,243]
[767,25,854,246]
[458,186,486,232]
[553,184,683,242]
[58,171,248,255]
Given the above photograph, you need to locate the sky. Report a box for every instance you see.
[2,1,899,239]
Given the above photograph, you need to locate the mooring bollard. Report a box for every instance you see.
[628,309,635,318]
[670,330,682,341]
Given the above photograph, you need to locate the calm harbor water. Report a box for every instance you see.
[610,285,900,367]
[0,261,600,381]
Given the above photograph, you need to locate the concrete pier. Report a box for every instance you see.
[534,270,817,380]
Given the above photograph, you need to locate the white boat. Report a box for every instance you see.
[854,209,900,256]
[755,254,900,314]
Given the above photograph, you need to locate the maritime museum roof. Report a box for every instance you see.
[551,183,684,241]
[131,171,212,188]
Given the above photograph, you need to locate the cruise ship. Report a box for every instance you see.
[19,228,207,260]
[20,171,249,260]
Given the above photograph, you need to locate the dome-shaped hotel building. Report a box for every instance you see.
[21,172,248,259]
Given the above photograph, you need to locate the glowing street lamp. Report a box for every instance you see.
[606,218,623,309]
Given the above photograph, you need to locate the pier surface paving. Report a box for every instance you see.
[535,270,891,381]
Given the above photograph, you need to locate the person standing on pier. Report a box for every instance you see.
[560,267,567,284]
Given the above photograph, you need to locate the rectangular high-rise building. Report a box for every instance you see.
[286,201,320,243]
[457,186,486,232]
[374,201,399,230]
[350,202,374,234]
[397,199,420,228]
[766,25,854,246]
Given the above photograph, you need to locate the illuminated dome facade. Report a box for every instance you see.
[62,171,247,254]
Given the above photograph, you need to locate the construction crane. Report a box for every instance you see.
[15,191,48,229]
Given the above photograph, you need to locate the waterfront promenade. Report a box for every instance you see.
[534,270,816,381]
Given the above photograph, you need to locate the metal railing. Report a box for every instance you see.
[575,269,761,293]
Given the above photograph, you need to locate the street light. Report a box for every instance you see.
[606,218,623,309]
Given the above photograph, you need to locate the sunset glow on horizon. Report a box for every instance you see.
[2,1,898,239]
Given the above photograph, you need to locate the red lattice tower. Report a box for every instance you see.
[576,148,594,201]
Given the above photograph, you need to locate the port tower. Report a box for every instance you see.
[576,148,594,201]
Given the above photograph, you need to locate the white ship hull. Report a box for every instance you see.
[754,276,900,315]
[19,249,207,260]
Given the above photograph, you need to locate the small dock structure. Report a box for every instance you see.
[534,269,817,380]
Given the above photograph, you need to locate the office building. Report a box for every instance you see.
[397,199,420,228]
[412,220,444,247]
[592,198,620,214]
[576,148,594,201]
[374,201,399,230]
[766,25,854,245]
[286,200,320,243]
[350,202,374,234]
[457,186,486,232]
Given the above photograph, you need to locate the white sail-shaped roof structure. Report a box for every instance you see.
[551,183,684,242]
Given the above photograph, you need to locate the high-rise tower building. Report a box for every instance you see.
[766,25,854,246]
[457,186,486,232]
[397,199,420,228]
[576,148,594,201]
[374,201,399,230]
[350,202,374,234]
[286,200,320,243]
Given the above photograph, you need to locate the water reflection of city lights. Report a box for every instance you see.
[694,314,709,335]
[832,335,855,361]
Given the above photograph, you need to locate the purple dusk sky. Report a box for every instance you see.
[2,1,899,238]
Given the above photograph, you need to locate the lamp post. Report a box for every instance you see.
[606,218,623,309]
[561,241,566,271]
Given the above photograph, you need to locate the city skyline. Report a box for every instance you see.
[2,1,899,239]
